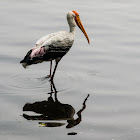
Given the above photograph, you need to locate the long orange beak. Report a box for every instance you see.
[73,11,90,44]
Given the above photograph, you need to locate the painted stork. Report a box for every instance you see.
[20,11,90,81]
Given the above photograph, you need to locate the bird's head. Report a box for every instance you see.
[68,10,90,44]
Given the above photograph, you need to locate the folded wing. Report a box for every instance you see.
[20,31,74,68]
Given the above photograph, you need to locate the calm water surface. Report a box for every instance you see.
[0,0,140,140]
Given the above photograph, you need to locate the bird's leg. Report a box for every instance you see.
[49,60,52,77]
[50,81,53,94]
[46,61,52,78]
[50,61,59,81]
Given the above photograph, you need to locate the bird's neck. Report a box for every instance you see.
[69,26,76,34]
[67,17,76,34]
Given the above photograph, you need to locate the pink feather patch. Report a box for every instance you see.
[30,47,45,59]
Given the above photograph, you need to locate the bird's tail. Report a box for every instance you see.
[20,49,45,68]
[20,50,32,68]
[20,62,28,68]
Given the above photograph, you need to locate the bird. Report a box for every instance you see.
[20,11,90,81]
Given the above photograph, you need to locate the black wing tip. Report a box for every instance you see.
[20,60,24,63]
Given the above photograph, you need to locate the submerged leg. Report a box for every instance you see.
[50,61,59,81]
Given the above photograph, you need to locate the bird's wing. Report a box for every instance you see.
[30,31,74,59]
[35,32,57,47]
[42,31,74,48]
[20,31,74,67]
[30,32,59,59]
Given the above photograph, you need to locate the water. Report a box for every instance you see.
[0,0,140,139]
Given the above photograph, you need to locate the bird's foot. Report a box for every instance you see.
[47,91,54,94]
[49,77,53,82]
[45,75,54,82]
[45,75,51,79]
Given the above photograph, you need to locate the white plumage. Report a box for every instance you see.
[20,11,90,81]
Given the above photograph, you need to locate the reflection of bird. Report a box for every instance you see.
[23,81,90,129]
[20,11,90,81]
[23,81,75,121]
